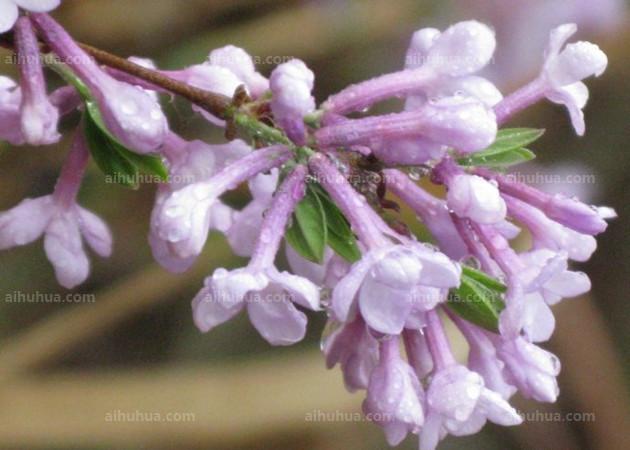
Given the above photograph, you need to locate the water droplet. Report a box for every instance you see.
[165,205,185,218]
[150,109,163,121]
[408,168,422,181]
[454,407,469,421]
[460,255,481,269]
[120,101,139,115]
[167,227,185,242]
[320,319,342,351]
[192,185,208,201]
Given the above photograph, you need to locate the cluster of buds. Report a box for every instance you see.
[0,4,615,449]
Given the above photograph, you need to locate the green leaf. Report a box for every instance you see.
[462,265,507,293]
[311,184,361,263]
[447,271,506,332]
[458,128,543,168]
[51,61,169,186]
[84,115,139,188]
[285,185,327,263]
[460,147,535,169]
[48,60,92,101]
[483,128,545,154]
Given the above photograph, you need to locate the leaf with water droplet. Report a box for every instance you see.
[458,127,542,168]
[285,185,327,263]
[52,61,168,187]
[310,183,361,263]
[446,270,506,332]
[461,265,507,293]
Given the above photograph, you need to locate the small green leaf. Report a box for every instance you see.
[311,183,361,263]
[48,60,92,100]
[51,61,169,186]
[459,128,543,168]
[285,186,327,263]
[462,265,507,293]
[460,147,535,169]
[483,128,545,154]
[447,272,506,332]
[84,115,139,188]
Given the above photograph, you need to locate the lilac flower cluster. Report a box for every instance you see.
[0,8,616,449]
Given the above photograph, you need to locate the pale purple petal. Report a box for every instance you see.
[14,0,60,12]
[77,207,112,257]
[265,268,320,311]
[359,278,413,335]
[544,270,591,303]
[246,288,308,345]
[44,212,89,289]
[211,267,268,309]
[0,196,54,250]
[546,82,588,135]
[447,174,507,224]
[475,389,522,426]
[0,0,19,33]
[426,21,496,76]
[192,281,244,333]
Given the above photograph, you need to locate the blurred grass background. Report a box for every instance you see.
[0,1,628,449]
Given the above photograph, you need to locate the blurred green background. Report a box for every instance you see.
[0,1,628,449]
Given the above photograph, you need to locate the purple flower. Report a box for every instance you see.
[420,311,521,450]
[14,17,60,145]
[154,145,291,261]
[323,21,497,114]
[402,330,434,379]
[323,316,378,391]
[316,96,497,156]
[498,337,561,402]
[542,24,607,135]
[477,167,610,235]
[149,133,252,272]
[494,23,608,134]
[404,26,503,108]
[332,244,459,334]
[517,249,590,342]
[167,46,268,125]
[446,174,507,225]
[420,365,522,450]
[308,153,460,334]
[505,194,598,262]
[0,131,111,288]
[191,166,320,345]
[452,315,517,400]
[31,14,168,154]
[384,169,468,259]
[227,169,279,258]
[0,0,60,33]
[208,45,269,98]
[363,337,425,446]
[270,59,315,145]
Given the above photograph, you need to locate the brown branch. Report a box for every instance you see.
[1,30,233,119]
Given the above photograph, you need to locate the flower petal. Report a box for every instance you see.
[477,389,522,426]
[44,212,89,289]
[247,289,308,345]
[0,0,19,33]
[546,82,589,135]
[14,0,60,12]
[212,267,268,309]
[545,270,591,302]
[359,277,413,335]
[191,281,244,333]
[0,196,53,250]
[266,268,320,311]
[77,207,112,257]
